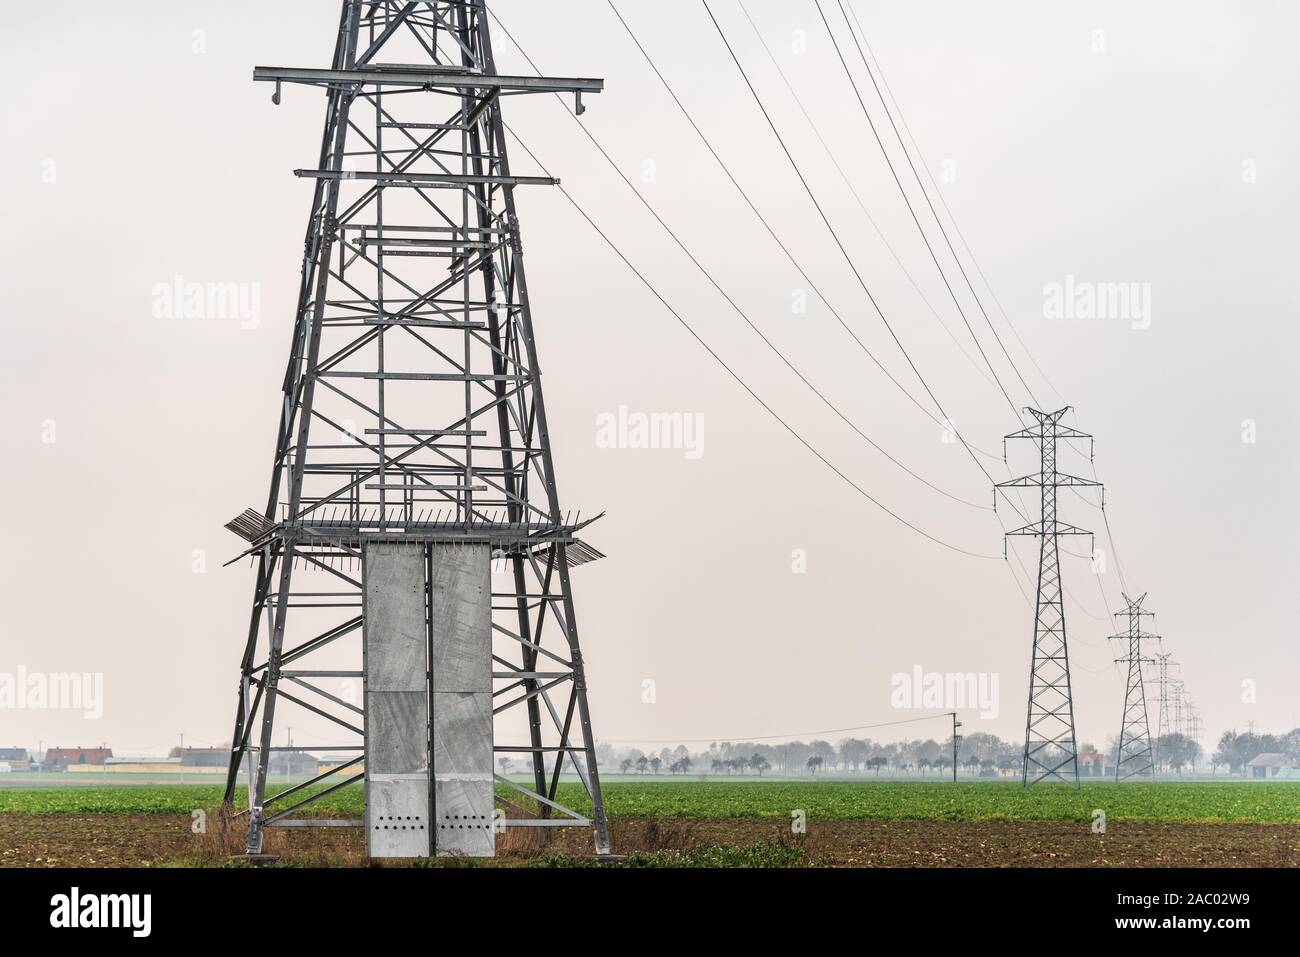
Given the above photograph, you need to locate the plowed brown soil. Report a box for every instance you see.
[4,813,1298,867]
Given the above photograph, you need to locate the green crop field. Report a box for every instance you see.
[2,778,1297,824]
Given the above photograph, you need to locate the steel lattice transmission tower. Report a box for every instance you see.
[220,0,612,857]
[1109,592,1158,781]
[1152,652,1176,769]
[1154,654,1174,738]
[1172,680,1187,736]
[995,408,1102,787]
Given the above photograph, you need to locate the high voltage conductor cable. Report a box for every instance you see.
[836,4,1114,615]
[1060,411,1132,596]
[595,0,993,509]
[1088,457,1133,596]
[735,0,1009,427]
[707,1,1029,530]
[833,1,1139,610]
[631,0,1061,630]
[1004,524,1113,632]
[738,0,1042,531]
[811,0,1025,420]
[996,497,1098,615]
[1099,500,1131,594]
[698,0,1017,511]
[603,0,1000,464]
[842,5,1127,597]
[831,0,1043,412]
[842,0,1063,405]
[494,7,1032,529]
[492,7,1028,545]
[1001,526,1034,607]
[505,126,999,561]
[1060,520,1124,621]
[487,10,994,514]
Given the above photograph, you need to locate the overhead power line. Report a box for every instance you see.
[828,0,1042,412]
[603,0,951,433]
[605,0,1005,500]
[488,10,1004,557]
[494,5,1030,532]
[840,0,1064,405]
[600,0,995,509]
[812,0,1025,419]
[495,4,1133,587]
[726,0,1052,585]
[505,128,998,560]
[491,7,990,513]
[735,0,1009,419]
[836,1,1140,609]
[699,0,1024,521]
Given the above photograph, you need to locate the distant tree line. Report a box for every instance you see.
[1210,729,1300,774]
[596,732,1023,778]
[591,726,1300,778]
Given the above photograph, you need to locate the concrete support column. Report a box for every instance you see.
[429,543,494,856]
[363,543,431,857]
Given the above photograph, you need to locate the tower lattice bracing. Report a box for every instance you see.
[1172,680,1186,737]
[1152,652,1174,768]
[1110,592,1157,781]
[996,408,1102,787]
[221,0,611,856]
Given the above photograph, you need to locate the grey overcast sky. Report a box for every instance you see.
[1,0,1296,756]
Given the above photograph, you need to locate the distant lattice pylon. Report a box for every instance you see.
[1110,592,1158,781]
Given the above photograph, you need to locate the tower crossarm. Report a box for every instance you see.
[295,169,560,188]
[1003,406,1092,442]
[995,472,1100,489]
[1003,521,1092,537]
[1005,425,1093,441]
[254,65,604,94]
[1108,633,1160,645]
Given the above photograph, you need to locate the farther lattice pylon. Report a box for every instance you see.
[1154,654,1173,738]
[1172,680,1187,736]
[1110,592,1157,780]
[1151,652,1177,770]
[996,408,1103,787]
[219,1,612,856]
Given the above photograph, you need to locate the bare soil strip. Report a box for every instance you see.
[3,814,1297,868]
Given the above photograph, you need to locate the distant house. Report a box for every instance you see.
[1077,749,1105,777]
[317,757,364,778]
[44,747,113,770]
[0,748,30,771]
[1246,753,1297,779]
[275,752,320,775]
[181,747,229,768]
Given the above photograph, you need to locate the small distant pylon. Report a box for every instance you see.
[1151,652,1177,770]
[1187,704,1203,770]
[1172,680,1187,737]
[1153,654,1173,737]
[1110,592,1158,781]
